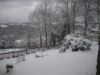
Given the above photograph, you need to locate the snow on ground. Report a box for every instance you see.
[0,48,25,54]
[0,43,98,75]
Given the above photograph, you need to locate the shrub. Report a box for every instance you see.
[60,34,92,52]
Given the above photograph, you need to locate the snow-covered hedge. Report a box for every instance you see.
[60,34,92,52]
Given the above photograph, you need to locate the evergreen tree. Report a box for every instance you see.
[61,23,69,41]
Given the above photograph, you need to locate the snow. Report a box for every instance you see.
[0,48,25,54]
[64,34,91,45]
[0,25,8,28]
[61,34,92,51]
[0,44,98,75]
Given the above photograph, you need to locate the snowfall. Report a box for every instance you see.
[0,42,98,75]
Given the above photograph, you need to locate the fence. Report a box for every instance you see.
[0,45,61,60]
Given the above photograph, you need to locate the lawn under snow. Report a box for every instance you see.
[0,42,98,75]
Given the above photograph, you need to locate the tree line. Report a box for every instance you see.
[29,0,99,47]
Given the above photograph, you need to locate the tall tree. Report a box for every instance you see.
[81,0,94,36]
[29,0,54,47]
[29,5,43,47]
[26,26,32,48]
[58,0,72,34]
[37,0,52,47]
[71,0,78,33]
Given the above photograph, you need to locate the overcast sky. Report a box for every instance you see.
[0,0,39,23]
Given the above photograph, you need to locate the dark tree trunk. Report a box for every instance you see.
[72,1,77,33]
[67,23,71,34]
[27,40,31,48]
[72,13,75,33]
[40,32,42,47]
[45,24,48,47]
[50,32,56,47]
[96,0,100,75]
[96,33,100,75]
[39,25,42,47]
[84,12,88,37]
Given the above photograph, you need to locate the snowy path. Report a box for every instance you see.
[0,44,98,75]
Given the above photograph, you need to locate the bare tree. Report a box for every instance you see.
[42,1,48,47]
[29,0,54,47]
[39,0,56,47]
[29,6,43,47]
[26,27,32,48]
[71,0,77,33]
[37,9,43,47]
[58,0,72,34]
[81,0,94,36]
[49,0,73,41]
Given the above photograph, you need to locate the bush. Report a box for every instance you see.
[60,34,92,52]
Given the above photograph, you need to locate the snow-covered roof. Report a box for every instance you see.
[0,25,8,28]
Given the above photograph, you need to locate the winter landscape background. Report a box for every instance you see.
[0,0,100,75]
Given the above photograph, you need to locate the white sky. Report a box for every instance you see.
[0,0,39,23]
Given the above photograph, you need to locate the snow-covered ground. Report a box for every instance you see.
[0,43,98,75]
[0,48,25,54]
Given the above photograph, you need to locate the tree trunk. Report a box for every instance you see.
[27,30,31,48]
[39,30,42,47]
[96,34,100,75]
[96,0,100,75]
[72,1,76,33]
[45,23,48,47]
[27,40,31,48]
[67,23,71,34]
[84,13,88,37]
[72,13,75,33]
